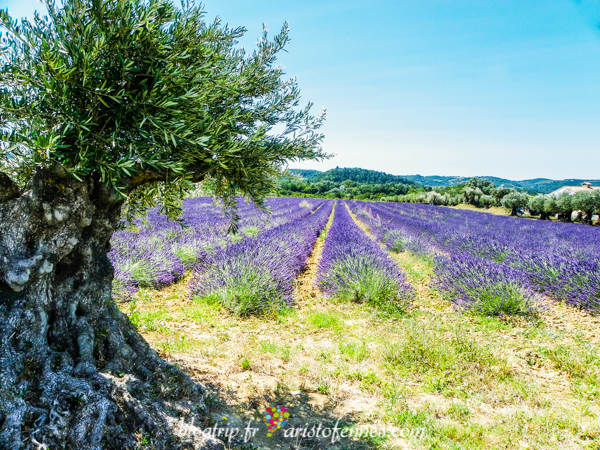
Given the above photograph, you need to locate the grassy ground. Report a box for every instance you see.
[120,208,600,449]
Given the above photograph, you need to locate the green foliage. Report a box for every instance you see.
[197,267,284,316]
[544,195,559,216]
[240,226,260,237]
[240,358,252,370]
[500,191,530,215]
[326,257,409,313]
[479,194,495,208]
[384,323,511,395]
[463,186,484,205]
[286,168,322,180]
[339,341,369,362]
[539,344,600,400]
[528,194,546,213]
[125,260,156,287]
[0,0,326,223]
[572,191,600,221]
[466,177,495,195]
[276,177,412,200]
[470,282,541,317]
[307,311,342,329]
[276,167,418,200]
[173,244,202,268]
[555,192,575,221]
[493,185,514,203]
[383,177,523,208]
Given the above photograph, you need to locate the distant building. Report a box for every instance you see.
[549,182,600,196]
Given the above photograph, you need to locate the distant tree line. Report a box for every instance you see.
[385,178,516,208]
[277,167,417,200]
[384,178,600,224]
[525,190,600,224]
[276,178,413,200]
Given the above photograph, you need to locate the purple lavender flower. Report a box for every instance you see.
[317,203,414,312]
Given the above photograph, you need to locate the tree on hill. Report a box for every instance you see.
[286,168,322,180]
[315,167,416,185]
[0,0,326,448]
[466,177,495,195]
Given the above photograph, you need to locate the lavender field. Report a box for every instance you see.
[122,197,600,449]
[113,197,600,317]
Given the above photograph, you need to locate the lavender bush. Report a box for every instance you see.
[434,252,545,316]
[190,201,334,315]
[317,203,414,312]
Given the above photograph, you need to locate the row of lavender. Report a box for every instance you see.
[109,197,323,299]
[351,201,600,314]
[190,201,334,315]
[316,203,414,312]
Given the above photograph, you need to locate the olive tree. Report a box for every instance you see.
[528,194,549,220]
[555,192,575,222]
[501,191,529,216]
[462,186,484,205]
[493,185,513,205]
[466,177,495,195]
[479,194,495,209]
[572,190,600,224]
[425,191,443,205]
[0,1,326,448]
[543,195,559,219]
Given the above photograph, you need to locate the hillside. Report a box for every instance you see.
[289,167,416,185]
[289,168,600,194]
[285,169,322,181]
[402,175,524,190]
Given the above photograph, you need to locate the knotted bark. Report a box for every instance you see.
[0,168,223,450]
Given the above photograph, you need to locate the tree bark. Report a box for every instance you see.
[0,169,223,450]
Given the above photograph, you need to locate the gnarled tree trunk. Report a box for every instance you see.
[0,169,223,450]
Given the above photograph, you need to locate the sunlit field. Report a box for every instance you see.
[117,198,600,449]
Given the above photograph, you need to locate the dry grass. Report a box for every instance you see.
[119,208,600,449]
[449,203,510,216]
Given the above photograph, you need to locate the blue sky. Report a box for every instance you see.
[2,0,599,180]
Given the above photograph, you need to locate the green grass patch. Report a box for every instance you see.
[182,300,222,328]
[241,226,260,238]
[197,266,285,316]
[125,260,156,288]
[128,305,173,333]
[384,321,513,397]
[174,244,202,268]
[539,344,600,400]
[258,340,292,362]
[307,311,343,330]
[155,334,202,353]
[469,282,542,317]
[339,340,370,362]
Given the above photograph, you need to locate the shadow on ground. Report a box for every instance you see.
[192,379,388,450]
